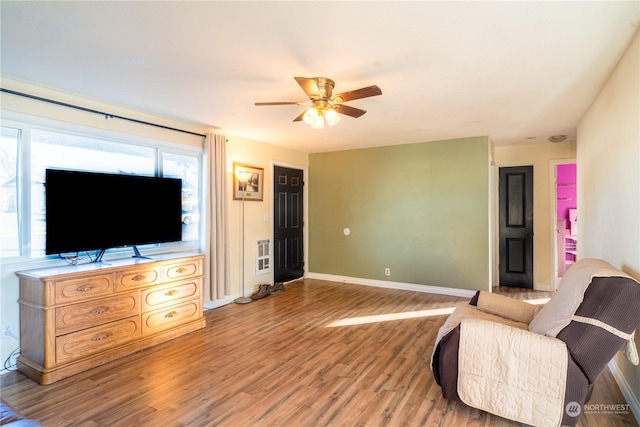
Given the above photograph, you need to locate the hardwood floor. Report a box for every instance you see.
[1,280,637,426]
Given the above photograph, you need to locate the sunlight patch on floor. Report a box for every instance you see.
[326,297,550,328]
[326,307,456,327]
[524,298,551,305]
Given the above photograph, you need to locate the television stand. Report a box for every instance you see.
[132,246,152,260]
[91,249,107,264]
[94,249,108,263]
[93,246,151,263]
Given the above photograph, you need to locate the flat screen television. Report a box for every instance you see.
[45,169,183,261]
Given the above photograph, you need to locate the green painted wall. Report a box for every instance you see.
[309,136,491,291]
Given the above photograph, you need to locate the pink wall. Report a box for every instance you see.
[557,163,576,229]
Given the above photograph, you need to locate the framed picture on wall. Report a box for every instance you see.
[233,162,263,201]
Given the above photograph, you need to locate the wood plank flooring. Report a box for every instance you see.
[1,280,637,426]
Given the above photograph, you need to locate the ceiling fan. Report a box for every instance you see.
[255,77,382,129]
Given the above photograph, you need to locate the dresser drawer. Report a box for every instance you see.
[115,266,162,291]
[55,292,139,336]
[56,316,141,364]
[55,274,114,304]
[141,300,201,335]
[141,278,201,312]
[164,258,202,281]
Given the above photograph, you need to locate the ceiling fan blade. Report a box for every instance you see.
[294,77,321,98]
[292,110,307,122]
[332,85,382,103]
[333,104,367,118]
[255,101,305,106]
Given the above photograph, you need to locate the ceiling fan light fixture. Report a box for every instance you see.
[311,111,325,129]
[324,106,341,126]
[255,76,382,128]
[303,106,319,125]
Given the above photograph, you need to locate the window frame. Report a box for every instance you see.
[0,111,203,267]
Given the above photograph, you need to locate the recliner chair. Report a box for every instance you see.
[431,258,640,427]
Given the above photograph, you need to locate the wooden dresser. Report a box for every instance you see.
[16,252,206,385]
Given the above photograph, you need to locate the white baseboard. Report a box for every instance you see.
[204,274,477,310]
[306,272,478,298]
[203,280,304,310]
[204,293,242,310]
[608,357,640,424]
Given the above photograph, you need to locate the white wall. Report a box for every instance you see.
[577,30,640,419]
[0,78,206,148]
[210,134,308,307]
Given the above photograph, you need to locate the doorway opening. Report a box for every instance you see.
[554,162,577,288]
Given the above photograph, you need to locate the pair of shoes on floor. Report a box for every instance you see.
[251,284,271,300]
[250,283,286,300]
[270,283,285,294]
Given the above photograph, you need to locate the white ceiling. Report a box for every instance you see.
[1,1,638,153]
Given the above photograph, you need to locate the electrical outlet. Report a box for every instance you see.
[385,267,390,276]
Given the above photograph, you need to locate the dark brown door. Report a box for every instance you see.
[499,166,534,288]
[274,166,304,283]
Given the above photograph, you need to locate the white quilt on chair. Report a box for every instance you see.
[457,318,568,427]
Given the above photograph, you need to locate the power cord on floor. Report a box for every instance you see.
[2,347,20,372]
[2,326,21,372]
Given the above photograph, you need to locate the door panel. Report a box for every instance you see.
[499,166,534,288]
[274,166,304,283]
[506,238,526,273]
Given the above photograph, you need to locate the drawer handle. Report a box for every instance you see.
[76,286,93,292]
[165,311,178,318]
[90,306,109,316]
[91,332,113,341]
[176,267,187,273]
[131,274,145,282]
[165,289,179,297]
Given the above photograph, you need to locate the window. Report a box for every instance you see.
[0,120,202,261]
[0,127,19,257]
[162,152,200,242]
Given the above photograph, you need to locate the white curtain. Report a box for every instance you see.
[204,133,230,300]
